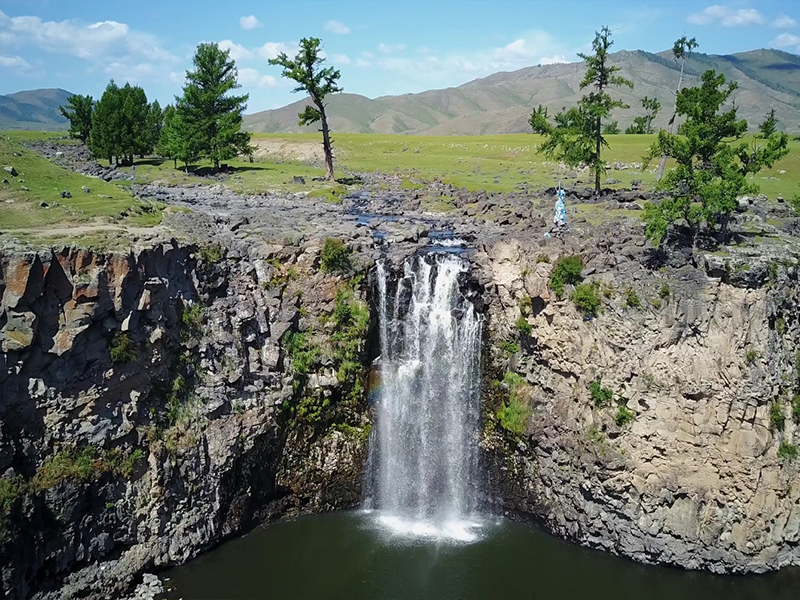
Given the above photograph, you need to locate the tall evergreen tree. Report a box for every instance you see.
[145,100,164,155]
[59,94,94,144]
[656,36,699,180]
[532,27,632,195]
[90,80,123,164]
[269,38,342,180]
[625,97,661,134]
[158,104,202,170]
[119,83,149,163]
[177,42,251,170]
[757,109,778,138]
[643,70,789,248]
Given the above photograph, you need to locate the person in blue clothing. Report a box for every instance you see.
[553,187,566,228]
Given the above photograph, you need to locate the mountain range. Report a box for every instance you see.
[0,88,71,130]
[243,48,800,135]
[3,49,800,136]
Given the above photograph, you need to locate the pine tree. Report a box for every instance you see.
[269,38,342,180]
[90,80,123,164]
[533,27,632,195]
[625,97,661,134]
[158,104,202,170]
[145,100,164,155]
[119,83,149,163]
[644,70,789,248]
[59,94,93,144]
[177,43,251,170]
[656,36,699,180]
[757,109,778,138]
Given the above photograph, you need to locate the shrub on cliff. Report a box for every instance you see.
[109,331,137,364]
[572,282,601,317]
[549,256,583,298]
[589,379,614,407]
[321,238,351,274]
[770,400,786,431]
[497,371,532,438]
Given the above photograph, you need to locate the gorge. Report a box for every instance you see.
[1,174,800,599]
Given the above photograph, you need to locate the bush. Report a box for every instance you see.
[109,331,137,364]
[776,317,787,335]
[746,349,760,364]
[792,395,800,423]
[549,256,583,298]
[625,288,641,308]
[516,316,532,336]
[572,282,601,317]
[778,441,798,460]
[659,283,671,299]
[500,340,520,355]
[33,446,103,491]
[497,372,532,437]
[770,401,786,431]
[199,244,223,264]
[181,303,204,330]
[589,379,614,407]
[615,404,635,427]
[320,238,351,274]
[284,332,320,375]
[536,253,550,264]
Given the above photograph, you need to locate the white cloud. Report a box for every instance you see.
[378,43,406,54]
[540,55,568,65]
[770,32,800,51]
[323,20,351,35]
[773,14,798,28]
[218,39,254,61]
[258,41,297,60]
[0,54,29,69]
[687,5,765,27]
[238,67,277,88]
[355,58,372,68]
[362,51,374,59]
[332,53,351,65]
[239,15,261,30]
[0,13,179,66]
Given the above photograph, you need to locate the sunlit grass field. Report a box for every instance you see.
[1,130,797,235]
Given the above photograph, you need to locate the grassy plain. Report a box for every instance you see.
[1,130,798,235]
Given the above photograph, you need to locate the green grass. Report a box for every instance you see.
[0,134,164,231]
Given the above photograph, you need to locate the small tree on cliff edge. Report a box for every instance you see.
[270,38,342,181]
[532,27,632,195]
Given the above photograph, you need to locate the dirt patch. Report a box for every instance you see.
[251,138,326,165]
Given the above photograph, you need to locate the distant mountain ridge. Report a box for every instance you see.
[243,48,800,135]
[0,88,71,130]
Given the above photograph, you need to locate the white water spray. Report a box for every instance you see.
[367,253,483,541]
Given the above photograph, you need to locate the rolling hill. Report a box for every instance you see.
[244,49,800,135]
[0,88,71,130]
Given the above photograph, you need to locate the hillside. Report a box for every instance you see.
[0,88,71,130]
[244,49,800,135]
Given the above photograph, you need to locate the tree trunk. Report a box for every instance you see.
[594,116,602,195]
[173,158,177,169]
[657,60,686,181]
[213,157,220,170]
[318,102,335,181]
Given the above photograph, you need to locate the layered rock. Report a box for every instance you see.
[477,231,800,573]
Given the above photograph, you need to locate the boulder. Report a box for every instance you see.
[82,186,91,194]
[3,166,17,177]
[61,190,72,199]
[1,311,37,352]
[292,176,306,185]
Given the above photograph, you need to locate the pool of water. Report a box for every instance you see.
[161,511,800,600]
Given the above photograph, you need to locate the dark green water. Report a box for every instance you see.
[162,511,799,600]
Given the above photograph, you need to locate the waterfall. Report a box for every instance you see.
[367,253,483,541]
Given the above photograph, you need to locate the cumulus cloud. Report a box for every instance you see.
[258,41,297,60]
[378,43,407,54]
[324,20,351,35]
[332,53,351,65]
[0,54,30,69]
[687,5,765,27]
[239,15,261,30]
[355,58,372,68]
[773,14,798,28]
[770,32,800,51]
[238,67,277,88]
[218,39,254,61]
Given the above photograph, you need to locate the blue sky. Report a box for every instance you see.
[1,0,799,113]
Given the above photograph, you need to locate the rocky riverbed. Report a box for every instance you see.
[2,147,800,598]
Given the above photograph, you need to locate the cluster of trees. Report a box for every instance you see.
[61,38,343,180]
[530,28,790,249]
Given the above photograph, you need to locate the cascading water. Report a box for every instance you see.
[366,253,483,541]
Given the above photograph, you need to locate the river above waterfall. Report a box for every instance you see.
[161,511,800,600]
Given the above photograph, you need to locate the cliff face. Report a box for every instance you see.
[0,244,370,599]
[477,232,800,573]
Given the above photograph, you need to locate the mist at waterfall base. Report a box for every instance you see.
[161,254,800,599]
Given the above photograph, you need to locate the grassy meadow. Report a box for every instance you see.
[1,129,798,237]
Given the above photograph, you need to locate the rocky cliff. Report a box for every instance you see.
[0,242,371,599]
[477,229,800,573]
